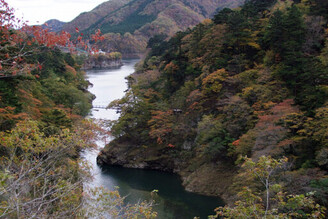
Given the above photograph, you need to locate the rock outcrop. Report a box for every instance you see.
[97,138,237,201]
[82,53,123,70]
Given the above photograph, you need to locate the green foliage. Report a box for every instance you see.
[37,47,67,79]
[146,34,169,59]
[102,14,155,35]
[0,79,21,112]
[220,96,256,139]
[211,156,326,218]
[109,91,151,143]
[213,8,234,24]
[242,0,277,16]
[41,108,72,135]
[308,0,328,19]
[281,105,328,169]
[310,178,328,206]
[0,120,88,218]
[196,115,234,159]
[41,78,92,116]
[88,0,156,35]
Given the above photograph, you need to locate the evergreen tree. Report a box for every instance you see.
[242,0,277,17]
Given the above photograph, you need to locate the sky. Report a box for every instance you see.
[9,0,109,25]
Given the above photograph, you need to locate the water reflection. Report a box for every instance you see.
[100,166,222,219]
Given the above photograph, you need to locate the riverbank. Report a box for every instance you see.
[97,138,237,204]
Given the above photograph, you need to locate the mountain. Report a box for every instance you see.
[61,0,132,34]
[61,0,245,57]
[42,19,65,32]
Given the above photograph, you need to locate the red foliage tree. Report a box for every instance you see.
[0,0,103,78]
[148,110,174,145]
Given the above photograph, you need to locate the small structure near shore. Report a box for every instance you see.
[173,109,182,114]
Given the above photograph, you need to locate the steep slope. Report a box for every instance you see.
[62,0,133,33]
[98,0,328,206]
[61,0,245,56]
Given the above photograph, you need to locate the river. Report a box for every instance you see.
[83,59,223,219]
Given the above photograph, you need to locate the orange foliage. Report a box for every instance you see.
[65,65,77,76]
[0,106,27,127]
[164,62,179,75]
[148,110,174,145]
[17,89,42,119]
[186,89,203,103]
[0,0,104,77]
[168,143,175,148]
[232,139,240,146]
[22,25,71,48]
[256,99,299,128]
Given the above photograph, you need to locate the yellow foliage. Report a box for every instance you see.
[247,42,261,50]
[202,18,213,26]
[202,69,228,95]
[272,0,294,12]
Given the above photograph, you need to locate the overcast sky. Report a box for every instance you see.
[10,0,109,25]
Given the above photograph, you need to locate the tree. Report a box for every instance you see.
[148,110,174,145]
[0,120,157,218]
[0,120,89,218]
[213,8,234,24]
[108,90,151,143]
[242,0,277,17]
[196,115,233,160]
[83,187,157,219]
[243,156,288,217]
[210,156,326,218]
[201,68,228,96]
[0,0,104,78]
[308,0,328,19]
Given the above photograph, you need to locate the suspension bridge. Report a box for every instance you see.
[93,105,121,113]
[93,105,108,109]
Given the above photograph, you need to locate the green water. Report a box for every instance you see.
[99,165,223,219]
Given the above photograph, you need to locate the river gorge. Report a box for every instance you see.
[82,59,223,218]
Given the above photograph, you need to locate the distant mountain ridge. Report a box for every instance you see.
[42,19,65,33]
[63,0,244,34]
[60,0,245,56]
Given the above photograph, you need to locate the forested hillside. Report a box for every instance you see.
[62,0,245,57]
[0,1,157,217]
[98,0,328,215]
